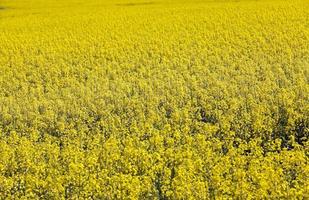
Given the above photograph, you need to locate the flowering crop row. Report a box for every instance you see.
[0,0,308,199]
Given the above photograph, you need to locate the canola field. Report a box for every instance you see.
[0,0,309,199]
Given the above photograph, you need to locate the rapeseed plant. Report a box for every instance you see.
[0,0,308,199]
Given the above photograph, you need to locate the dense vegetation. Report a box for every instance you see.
[0,0,308,199]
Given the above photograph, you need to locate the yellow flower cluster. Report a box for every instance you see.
[0,0,308,199]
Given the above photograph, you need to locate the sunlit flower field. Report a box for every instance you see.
[0,0,308,199]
